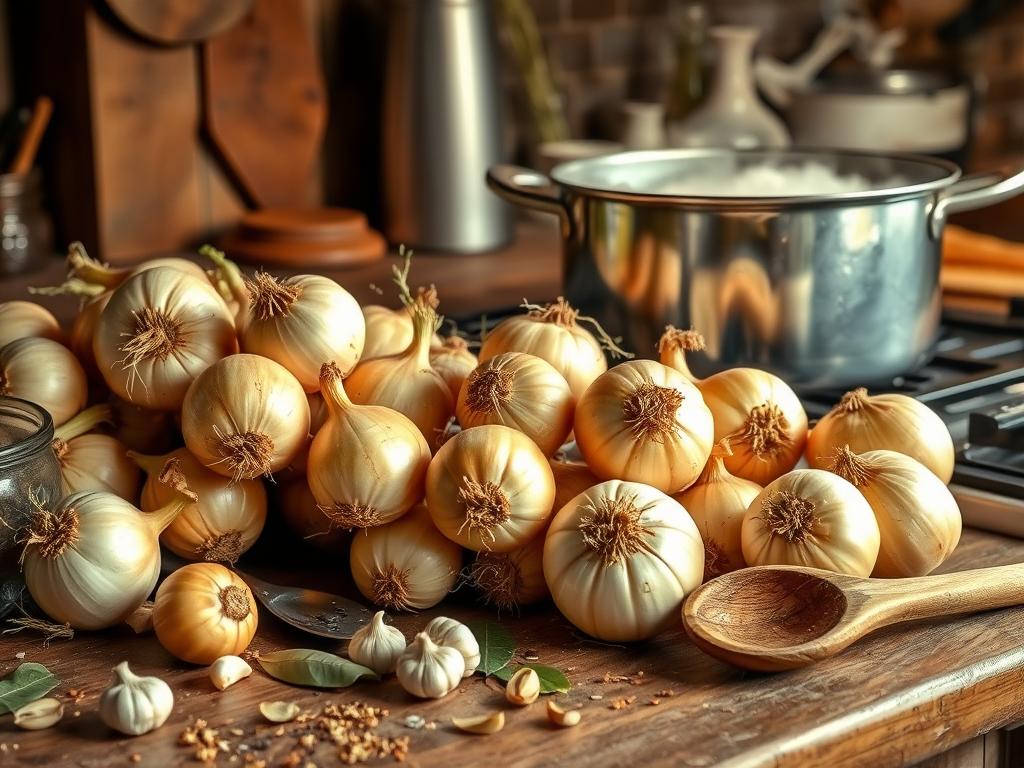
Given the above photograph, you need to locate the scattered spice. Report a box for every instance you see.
[608,695,638,710]
[129,754,141,764]
[14,652,24,660]
[589,694,603,701]
[655,689,676,698]
[523,650,539,661]
[595,670,645,685]
[66,688,88,704]
[647,699,661,706]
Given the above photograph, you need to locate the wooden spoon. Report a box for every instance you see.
[682,564,1024,672]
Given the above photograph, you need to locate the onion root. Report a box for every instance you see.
[578,494,654,566]
[623,383,683,442]
[758,490,816,543]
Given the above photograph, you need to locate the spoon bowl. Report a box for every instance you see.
[683,563,1024,672]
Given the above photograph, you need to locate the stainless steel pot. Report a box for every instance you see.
[487,149,1024,386]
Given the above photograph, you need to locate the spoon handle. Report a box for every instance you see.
[861,562,1024,627]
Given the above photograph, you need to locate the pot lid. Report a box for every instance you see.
[808,67,967,96]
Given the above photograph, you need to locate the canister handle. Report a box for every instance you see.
[931,167,1024,238]
[486,165,571,224]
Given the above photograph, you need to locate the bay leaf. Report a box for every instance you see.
[493,663,571,694]
[0,663,58,714]
[257,649,378,689]
[465,621,515,676]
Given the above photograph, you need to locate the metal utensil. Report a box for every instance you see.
[161,552,373,640]
[487,148,1024,386]
[682,562,1024,672]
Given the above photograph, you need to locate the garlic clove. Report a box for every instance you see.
[209,655,253,691]
[505,667,540,706]
[452,712,505,734]
[259,701,301,723]
[14,697,64,730]
[546,701,581,727]
[347,611,406,675]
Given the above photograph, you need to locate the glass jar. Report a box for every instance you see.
[0,396,62,616]
[0,168,54,276]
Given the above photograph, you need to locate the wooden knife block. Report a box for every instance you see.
[34,0,320,264]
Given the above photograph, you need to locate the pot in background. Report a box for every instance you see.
[488,148,1024,386]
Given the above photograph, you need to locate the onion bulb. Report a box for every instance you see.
[132,448,267,563]
[69,292,111,381]
[94,267,237,410]
[550,459,601,512]
[107,394,180,455]
[0,301,62,349]
[807,388,955,483]
[741,468,880,577]
[21,458,195,629]
[674,440,761,579]
[469,533,548,610]
[431,335,478,400]
[573,360,714,494]
[479,297,625,399]
[543,479,704,641]
[182,354,309,480]
[426,425,555,552]
[64,241,211,289]
[0,337,87,427]
[307,362,430,529]
[350,505,463,611]
[208,249,365,391]
[361,305,413,360]
[456,352,574,457]
[345,298,454,448]
[657,325,704,383]
[828,446,961,577]
[52,404,140,500]
[278,476,349,551]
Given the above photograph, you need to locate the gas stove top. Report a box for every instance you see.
[459,307,1024,537]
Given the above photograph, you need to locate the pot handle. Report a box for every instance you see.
[486,165,570,222]
[931,168,1024,238]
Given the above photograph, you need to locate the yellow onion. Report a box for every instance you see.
[426,424,555,552]
[52,404,140,500]
[21,458,194,629]
[574,360,714,494]
[550,458,601,512]
[431,335,478,400]
[94,267,237,410]
[807,388,954,483]
[182,354,310,480]
[657,325,704,383]
[479,297,621,398]
[285,392,330,476]
[107,394,180,455]
[828,446,961,577]
[674,440,761,579]
[307,362,430,529]
[469,533,548,610]
[456,352,574,457]
[361,305,414,360]
[209,250,365,391]
[133,447,267,563]
[544,479,704,641]
[345,299,454,448]
[0,301,62,349]
[0,338,87,427]
[278,476,349,551]
[741,468,880,577]
[69,292,111,381]
[350,504,463,611]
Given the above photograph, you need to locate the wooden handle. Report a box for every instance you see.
[8,96,53,175]
[861,563,1024,627]
[944,224,1024,271]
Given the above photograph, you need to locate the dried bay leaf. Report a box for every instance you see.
[0,662,58,714]
[494,663,571,694]
[257,649,378,689]
[465,621,514,676]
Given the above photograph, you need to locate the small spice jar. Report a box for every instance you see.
[0,396,62,614]
[0,168,53,276]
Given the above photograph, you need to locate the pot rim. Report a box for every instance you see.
[548,147,963,209]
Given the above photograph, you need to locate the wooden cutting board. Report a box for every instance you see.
[202,0,326,208]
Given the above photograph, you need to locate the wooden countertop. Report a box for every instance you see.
[2,222,1024,768]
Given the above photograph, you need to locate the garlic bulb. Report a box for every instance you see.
[674,440,762,579]
[431,335,478,399]
[209,655,253,691]
[0,337,87,427]
[307,362,430,528]
[456,352,575,457]
[99,662,174,736]
[22,459,195,629]
[828,447,962,577]
[347,611,406,675]
[0,300,62,349]
[94,267,238,410]
[423,616,480,677]
[345,299,454,448]
[349,505,462,611]
[807,388,955,483]
[52,404,141,500]
[395,632,465,698]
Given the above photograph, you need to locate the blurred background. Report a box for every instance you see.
[0,0,1020,265]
